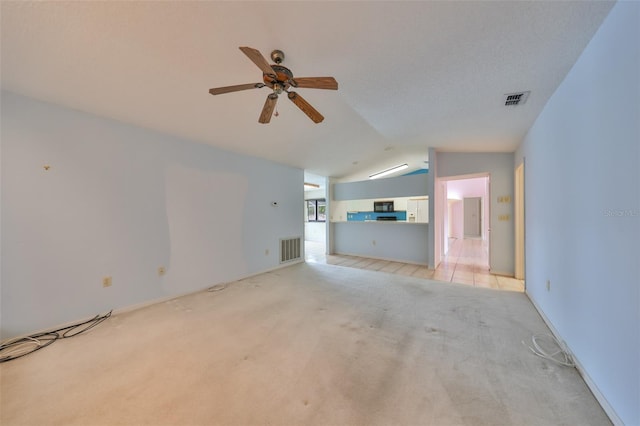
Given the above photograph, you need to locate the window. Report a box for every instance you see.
[306,199,326,222]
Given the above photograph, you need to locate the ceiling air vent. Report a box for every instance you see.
[504,91,530,106]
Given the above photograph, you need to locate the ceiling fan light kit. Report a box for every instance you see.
[209,46,338,124]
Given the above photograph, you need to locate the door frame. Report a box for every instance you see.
[514,162,525,280]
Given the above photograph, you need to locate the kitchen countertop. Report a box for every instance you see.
[331,220,428,224]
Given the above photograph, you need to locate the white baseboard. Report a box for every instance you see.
[525,291,623,426]
[489,270,515,277]
[112,260,304,317]
[2,261,304,343]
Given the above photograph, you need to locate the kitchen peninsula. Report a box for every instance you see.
[330,173,430,265]
[332,220,429,265]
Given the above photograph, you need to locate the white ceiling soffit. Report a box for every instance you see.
[0,1,614,180]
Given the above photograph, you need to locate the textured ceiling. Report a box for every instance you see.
[1,1,614,179]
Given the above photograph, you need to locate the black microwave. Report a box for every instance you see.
[374,201,394,212]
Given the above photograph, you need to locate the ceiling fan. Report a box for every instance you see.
[209,47,338,124]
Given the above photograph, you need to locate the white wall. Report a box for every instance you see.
[332,173,429,200]
[449,200,463,240]
[304,188,325,200]
[333,222,429,265]
[1,92,303,339]
[515,2,639,424]
[436,153,514,275]
[446,177,486,200]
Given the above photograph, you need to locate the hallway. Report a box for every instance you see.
[306,237,524,292]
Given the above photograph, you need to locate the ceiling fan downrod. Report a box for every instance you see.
[270,49,285,64]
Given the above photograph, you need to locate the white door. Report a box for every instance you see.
[463,197,482,238]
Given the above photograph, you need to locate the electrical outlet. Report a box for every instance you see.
[103,276,112,288]
[372,240,376,246]
[158,266,166,276]
[546,280,551,291]
[265,249,269,256]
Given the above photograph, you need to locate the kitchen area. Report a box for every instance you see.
[333,198,429,223]
[330,173,430,265]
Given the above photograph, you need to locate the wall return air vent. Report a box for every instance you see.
[280,237,302,263]
[504,91,530,106]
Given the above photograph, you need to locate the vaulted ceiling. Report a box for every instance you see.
[1,1,613,180]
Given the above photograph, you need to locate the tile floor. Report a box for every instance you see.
[306,237,524,292]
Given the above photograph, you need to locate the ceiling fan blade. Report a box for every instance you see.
[291,77,338,90]
[209,83,264,95]
[239,46,276,78]
[287,91,324,123]
[259,93,279,124]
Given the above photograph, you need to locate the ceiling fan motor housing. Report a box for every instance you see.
[263,64,293,87]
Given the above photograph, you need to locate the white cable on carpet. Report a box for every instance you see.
[208,283,228,292]
[0,337,42,358]
[524,333,576,367]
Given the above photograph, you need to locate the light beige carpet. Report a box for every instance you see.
[1,262,610,425]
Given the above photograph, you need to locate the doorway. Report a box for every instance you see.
[438,174,490,270]
[304,172,327,263]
